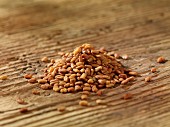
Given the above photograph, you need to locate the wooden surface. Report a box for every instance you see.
[0,0,170,127]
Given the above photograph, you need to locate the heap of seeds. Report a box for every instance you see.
[37,44,137,94]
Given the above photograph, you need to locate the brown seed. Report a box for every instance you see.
[41,57,48,62]
[16,98,27,105]
[96,99,105,105]
[129,71,138,76]
[60,88,68,93]
[83,87,91,91]
[97,90,102,96]
[80,73,87,80]
[57,106,66,112]
[73,47,82,55]
[121,79,129,85]
[151,68,156,73]
[40,84,49,90]
[122,93,133,100]
[92,85,98,92]
[75,85,82,91]
[95,66,102,72]
[20,108,28,113]
[79,100,88,106]
[38,79,47,84]
[0,75,8,80]
[122,54,128,60]
[98,79,106,85]
[53,85,60,92]
[32,89,40,95]
[87,79,94,84]
[114,53,120,59]
[81,91,90,95]
[157,57,166,63]
[24,74,32,79]
[68,87,75,92]
[28,78,37,83]
[81,94,88,100]
[145,76,152,82]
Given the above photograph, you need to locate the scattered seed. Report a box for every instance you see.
[0,75,8,80]
[32,89,40,95]
[28,78,37,83]
[81,94,88,100]
[122,93,133,100]
[157,57,166,63]
[96,99,105,105]
[38,79,47,84]
[16,98,27,105]
[57,106,66,112]
[96,90,103,96]
[41,57,49,62]
[151,68,156,73]
[20,108,28,113]
[129,71,138,76]
[145,76,152,82]
[79,100,88,106]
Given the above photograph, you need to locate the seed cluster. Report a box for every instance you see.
[38,44,136,94]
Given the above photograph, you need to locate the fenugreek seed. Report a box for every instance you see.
[53,85,60,92]
[81,94,88,100]
[0,75,8,80]
[82,91,90,95]
[64,76,69,82]
[83,87,91,91]
[84,83,90,87]
[92,85,98,92]
[80,68,85,73]
[98,79,106,85]
[122,93,133,100]
[85,68,91,75]
[69,74,76,79]
[28,78,37,83]
[91,50,100,54]
[38,79,47,84]
[41,57,48,62]
[70,57,77,63]
[75,85,82,91]
[60,88,68,93]
[157,57,166,63]
[79,100,88,106]
[56,75,64,79]
[122,54,128,60]
[75,81,83,85]
[106,84,114,88]
[145,76,152,82]
[32,89,40,95]
[24,74,32,79]
[129,71,138,76]
[151,68,156,73]
[70,78,76,84]
[106,80,110,85]
[119,74,127,79]
[20,108,28,113]
[68,87,75,92]
[96,99,105,105]
[87,79,94,84]
[121,79,129,85]
[59,69,67,73]
[40,84,49,90]
[119,78,124,82]
[114,53,120,59]
[76,62,84,66]
[95,66,102,72]
[127,76,135,82]
[51,59,55,63]
[73,47,82,55]
[57,106,66,112]
[16,98,27,105]
[80,73,87,80]
[97,90,102,96]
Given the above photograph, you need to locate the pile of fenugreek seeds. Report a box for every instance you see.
[22,43,166,108]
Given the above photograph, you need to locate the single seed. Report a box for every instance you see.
[145,76,152,82]
[28,78,37,83]
[98,79,106,85]
[81,91,90,95]
[38,79,47,84]
[122,54,128,60]
[151,68,156,73]
[121,79,129,85]
[75,85,82,91]
[83,87,91,91]
[79,100,88,106]
[80,73,87,80]
[0,75,8,80]
[95,66,102,72]
[157,57,166,63]
[96,99,105,105]
[40,84,49,90]
[129,71,138,76]
[97,90,102,96]
[41,57,48,62]
[16,98,27,105]
[81,94,88,100]
[32,89,40,95]
[53,85,60,92]
[87,79,94,84]
[68,87,75,92]
[20,108,28,113]
[114,53,120,59]
[92,85,98,92]
[57,106,66,112]
[122,93,133,100]
[24,74,33,79]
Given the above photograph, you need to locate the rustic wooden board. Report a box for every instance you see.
[0,0,170,127]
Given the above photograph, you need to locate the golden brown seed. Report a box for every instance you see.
[129,71,138,76]
[28,78,37,83]
[68,87,75,92]
[95,66,102,72]
[92,85,98,92]
[145,76,152,82]
[98,79,106,85]
[24,74,32,79]
[87,79,94,84]
[0,75,8,80]
[38,79,47,84]
[79,100,88,106]
[20,108,28,113]
[75,85,82,91]
[84,83,90,87]
[40,84,49,90]
[151,68,156,73]
[80,73,87,80]
[122,93,133,100]
[60,88,68,93]
[64,76,69,82]
[16,98,27,105]
[96,99,105,105]
[114,53,120,59]
[97,90,102,96]
[53,85,60,92]
[57,106,66,112]
[127,76,135,82]
[122,54,128,60]
[41,57,48,62]
[81,94,88,100]
[73,47,82,55]
[75,81,83,85]
[82,91,90,95]
[32,89,40,95]
[83,87,91,91]
[121,79,129,85]
[76,62,84,66]
[157,57,166,63]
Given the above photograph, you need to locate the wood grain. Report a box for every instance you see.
[0,0,170,127]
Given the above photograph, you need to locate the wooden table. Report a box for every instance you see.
[0,0,170,127]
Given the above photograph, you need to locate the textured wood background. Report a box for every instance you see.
[0,0,170,127]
